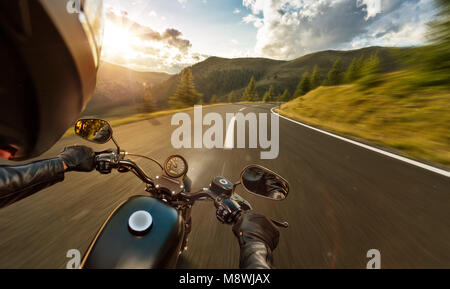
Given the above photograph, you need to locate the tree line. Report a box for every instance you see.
[140,52,382,110]
[237,51,382,104]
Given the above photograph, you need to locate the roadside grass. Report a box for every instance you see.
[62,102,258,138]
[277,70,450,166]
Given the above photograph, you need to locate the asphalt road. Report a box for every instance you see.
[0,103,449,268]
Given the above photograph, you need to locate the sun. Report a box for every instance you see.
[102,20,140,60]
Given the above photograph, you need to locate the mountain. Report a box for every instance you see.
[150,57,285,105]
[151,46,406,105]
[83,62,172,116]
[83,46,408,115]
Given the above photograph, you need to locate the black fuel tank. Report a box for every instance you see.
[81,195,184,269]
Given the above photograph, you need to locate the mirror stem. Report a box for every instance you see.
[232,181,241,194]
[112,136,120,154]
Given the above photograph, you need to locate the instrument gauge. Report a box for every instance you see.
[164,155,188,178]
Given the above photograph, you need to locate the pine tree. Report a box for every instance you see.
[344,58,359,83]
[365,52,381,74]
[357,52,381,89]
[279,89,291,102]
[142,87,154,113]
[228,91,237,103]
[355,55,365,76]
[243,76,259,101]
[325,58,343,86]
[168,67,202,108]
[263,85,275,102]
[310,65,321,89]
[294,72,311,97]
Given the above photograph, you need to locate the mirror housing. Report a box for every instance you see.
[240,165,289,201]
[74,119,112,144]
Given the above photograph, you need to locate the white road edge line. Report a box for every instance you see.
[271,107,450,178]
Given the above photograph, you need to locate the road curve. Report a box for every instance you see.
[0,103,449,268]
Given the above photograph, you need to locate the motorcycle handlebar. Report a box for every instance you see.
[117,159,154,184]
[94,151,154,185]
[94,151,247,225]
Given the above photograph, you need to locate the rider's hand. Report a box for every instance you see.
[216,198,242,224]
[232,210,279,251]
[58,145,95,172]
[215,193,252,224]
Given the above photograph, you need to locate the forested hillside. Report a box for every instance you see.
[151,46,405,106]
[83,62,171,117]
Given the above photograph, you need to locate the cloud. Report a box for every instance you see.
[242,0,434,60]
[242,14,264,28]
[177,0,187,8]
[233,8,241,14]
[356,0,406,19]
[103,8,206,73]
[351,0,434,48]
[107,9,193,52]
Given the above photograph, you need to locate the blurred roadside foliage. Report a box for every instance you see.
[278,0,450,166]
[357,52,381,90]
[392,0,450,88]
[279,74,450,165]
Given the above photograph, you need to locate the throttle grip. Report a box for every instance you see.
[95,153,116,174]
[215,198,242,224]
[215,193,252,224]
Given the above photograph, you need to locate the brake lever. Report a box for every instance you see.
[94,149,115,155]
[271,218,289,228]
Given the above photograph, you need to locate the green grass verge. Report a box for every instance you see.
[277,70,450,166]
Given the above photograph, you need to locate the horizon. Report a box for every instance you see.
[101,44,410,75]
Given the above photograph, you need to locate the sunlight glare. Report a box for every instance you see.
[102,20,140,59]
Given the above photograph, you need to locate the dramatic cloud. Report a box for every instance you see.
[242,0,435,60]
[102,8,207,73]
[106,9,192,52]
[356,0,406,19]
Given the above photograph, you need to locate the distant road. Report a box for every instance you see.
[0,103,449,268]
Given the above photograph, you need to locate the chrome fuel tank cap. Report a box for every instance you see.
[128,210,153,235]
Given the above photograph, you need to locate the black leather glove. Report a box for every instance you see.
[233,210,279,251]
[58,145,95,172]
[232,210,279,269]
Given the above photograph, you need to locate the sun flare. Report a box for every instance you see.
[102,21,141,59]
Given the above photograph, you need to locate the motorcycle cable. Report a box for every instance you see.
[125,153,164,170]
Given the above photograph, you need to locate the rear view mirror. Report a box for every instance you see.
[74,119,112,144]
[240,165,289,201]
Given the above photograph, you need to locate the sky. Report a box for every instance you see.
[101,0,437,74]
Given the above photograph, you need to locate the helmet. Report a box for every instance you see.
[0,0,104,160]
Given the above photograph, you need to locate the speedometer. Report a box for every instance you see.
[164,155,188,178]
